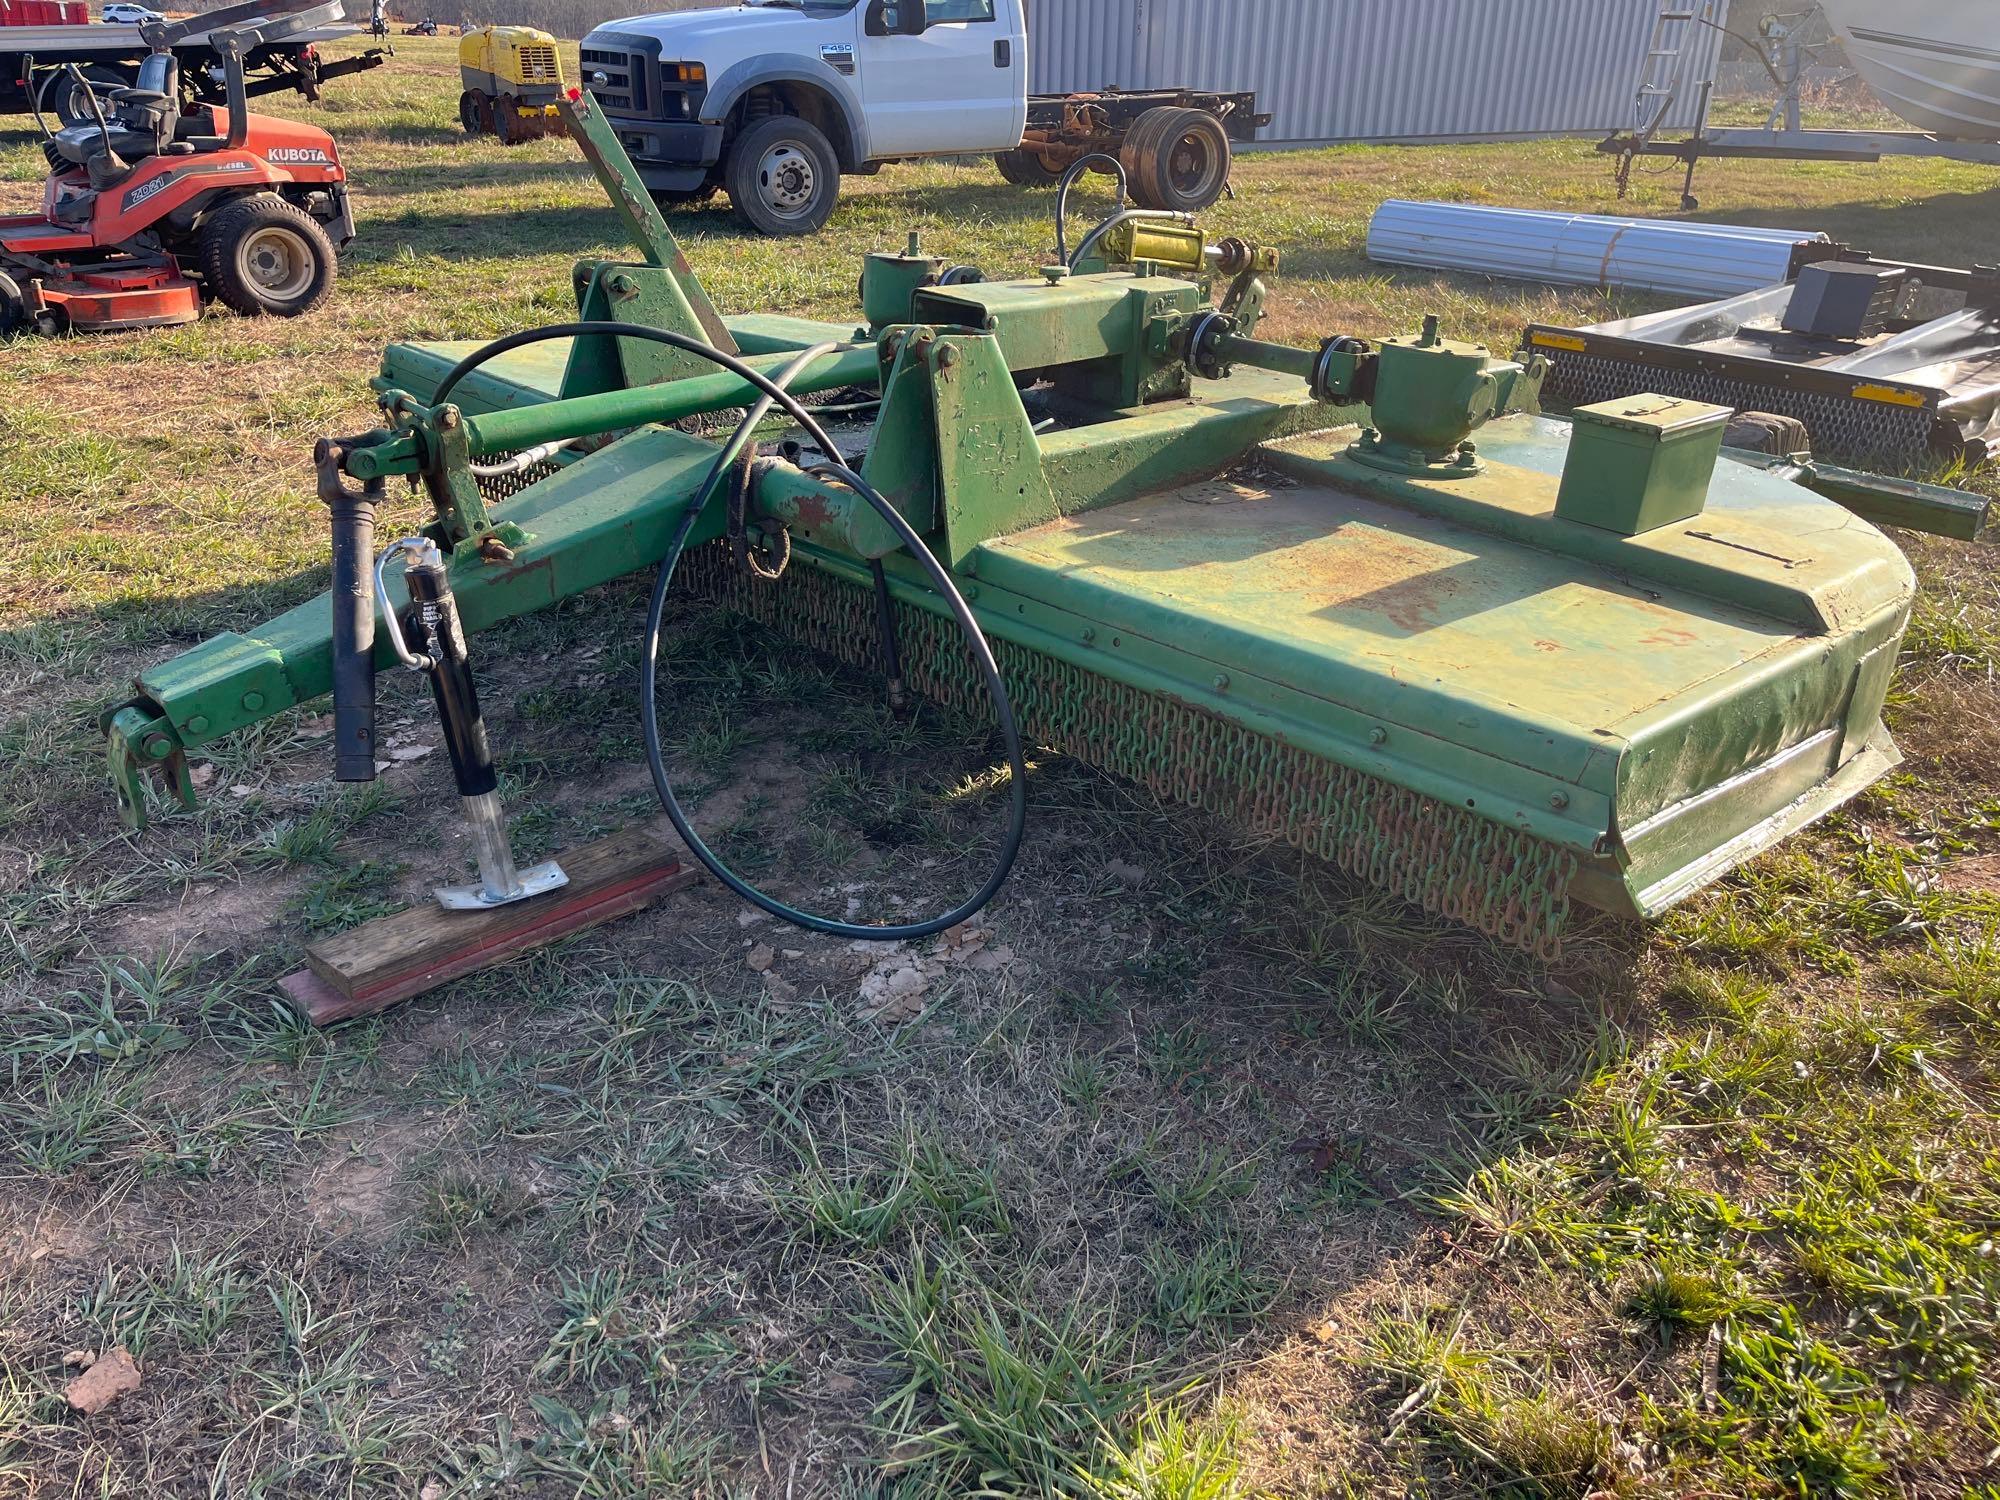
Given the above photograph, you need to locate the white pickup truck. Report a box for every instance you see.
[579,0,1267,235]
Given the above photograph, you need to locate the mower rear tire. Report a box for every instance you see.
[199,195,337,319]
[725,114,840,237]
[0,272,24,337]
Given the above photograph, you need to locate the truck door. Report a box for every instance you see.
[858,0,1028,157]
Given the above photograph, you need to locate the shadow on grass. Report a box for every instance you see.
[290,121,470,148]
[1685,185,2000,263]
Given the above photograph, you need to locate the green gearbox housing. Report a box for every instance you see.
[101,91,1980,959]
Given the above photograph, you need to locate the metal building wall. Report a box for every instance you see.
[1024,0,1142,93]
[1023,0,1725,147]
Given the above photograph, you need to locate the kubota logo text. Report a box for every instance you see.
[267,146,333,165]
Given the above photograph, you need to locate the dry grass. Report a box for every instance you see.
[1,36,1999,1499]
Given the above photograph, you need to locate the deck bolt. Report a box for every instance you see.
[241,692,264,712]
[1368,726,1387,745]
[440,407,461,431]
[963,584,979,600]
[187,715,209,735]
[938,345,960,369]
[1080,627,1095,644]
[1549,791,1570,810]
[141,733,171,759]
[1213,673,1230,692]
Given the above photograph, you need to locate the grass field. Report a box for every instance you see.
[4,36,2000,1499]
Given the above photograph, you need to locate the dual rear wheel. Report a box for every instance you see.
[1118,106,1233,212]
[995,105,1234,213]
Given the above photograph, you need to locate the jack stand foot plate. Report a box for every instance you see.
[278,824,697,1026]
[435,859,571,911]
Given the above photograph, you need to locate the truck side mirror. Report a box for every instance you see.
[866,0,928,36]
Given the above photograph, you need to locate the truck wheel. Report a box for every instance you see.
[458,90,484,134]
[199,194,337,318]
[994,147,1061,187]
[725,115,840,236]
[53,66,129,128]
[1124,107,1232,212]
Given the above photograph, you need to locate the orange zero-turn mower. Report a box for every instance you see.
[0,0,356,336]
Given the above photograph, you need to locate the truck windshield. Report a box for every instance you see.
[745,1,857,10]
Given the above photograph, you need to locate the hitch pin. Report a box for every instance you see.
[376,537,569,912]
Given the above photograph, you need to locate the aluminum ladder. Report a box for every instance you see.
[1630,0,1721,148]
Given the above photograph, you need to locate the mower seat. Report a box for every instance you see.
[49,53,180,168]
[49,120,163,169]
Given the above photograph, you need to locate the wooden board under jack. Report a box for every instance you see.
[279,823,699,1025]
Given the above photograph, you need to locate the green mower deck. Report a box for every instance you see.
[98,91,1984,959]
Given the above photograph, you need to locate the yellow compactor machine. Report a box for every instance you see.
[458,25,564,144]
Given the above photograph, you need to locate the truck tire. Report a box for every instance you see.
[1123,106,1232,212]
[52,66,129,128]
[994,147,1061,187]
[725,114,840,236]
[198,194,337,319]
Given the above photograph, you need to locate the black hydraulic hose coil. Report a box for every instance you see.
[419,320,1029,941]
[1053,152,1129,266]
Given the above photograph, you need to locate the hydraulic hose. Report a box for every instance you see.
[409,320,1029,941]
[1053,152,1129,266]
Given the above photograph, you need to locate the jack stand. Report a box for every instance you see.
[276,537,693,1025]
[380,538,570,910]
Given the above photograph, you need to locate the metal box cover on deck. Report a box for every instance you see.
[1557,395,1729,536]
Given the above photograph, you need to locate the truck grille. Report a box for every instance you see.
[516,44,560,84]
[579,45,646,115]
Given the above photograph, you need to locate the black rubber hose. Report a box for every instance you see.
[1053,152,1128,266]
[414,320,1029,941]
